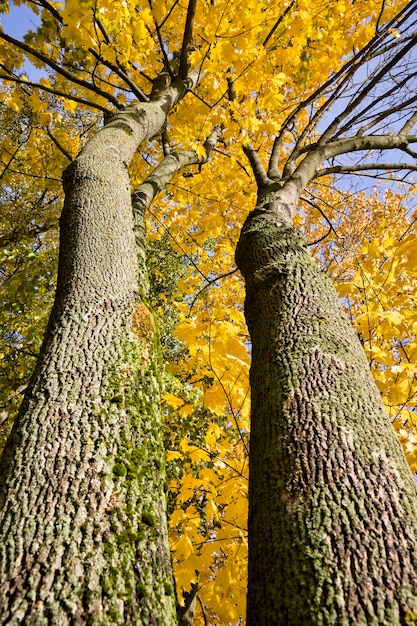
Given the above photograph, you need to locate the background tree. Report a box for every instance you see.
[1,0,417,623]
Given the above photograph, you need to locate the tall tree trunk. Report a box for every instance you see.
[0,94,184,624]
[236,186,417,625]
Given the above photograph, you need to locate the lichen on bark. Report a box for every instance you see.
[0,97,180,624]
[236,196,417,626]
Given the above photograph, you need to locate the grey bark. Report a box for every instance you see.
[0,85,192,625]
[236,184,417,625]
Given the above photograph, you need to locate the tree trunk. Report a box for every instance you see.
[236,187,417,625]
[0,98,181,624]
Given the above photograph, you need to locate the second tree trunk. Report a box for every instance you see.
[236,196,417,625]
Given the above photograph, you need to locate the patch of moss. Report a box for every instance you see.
[137,583,149,599]
[113,463,127,477]
[141,510,157,527]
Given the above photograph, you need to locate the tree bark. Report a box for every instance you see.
[236,186,417,625]
[0,93,185,624]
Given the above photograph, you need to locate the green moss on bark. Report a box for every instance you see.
[236,204,417,626]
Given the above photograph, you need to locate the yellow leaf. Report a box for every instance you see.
[39,111,52,126]
[163,393,184,408]
[188,447,210,463]
[179,404,194,418]
[174,534,194,560]
[167,450,184,462]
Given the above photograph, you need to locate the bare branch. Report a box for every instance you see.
[188,269,238,313]
[280,2,417,175]
[301,194,338,241]
[197,595,208,626]
[375,0,387,33]
[88,47,149,102]
[267,135,282,180]
[178,0,197,80]
[28,0,62,23]
[227,66,236,101]
[147,0,175,81]
[263,0,295,48]
[0,73,110,113]
[47,130,73,161]
[400,109,417,136]
[94,16,111,45]
[402,146,417,159]
[319,33,417,144]
[0,31,122,108]
[315,162,417,179]
[354,88,417,137]
[161,129,171,156]
[132,127,221,213]
[323,134,417,162]
[291,133,417,187]
[243,144,271,188]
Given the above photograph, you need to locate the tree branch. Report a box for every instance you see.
[318,32,417,145]
[147,0,175,81]
[292,133,417,187]
[0,31,122,108]
[178,0,197,80]
[94,16,111,44]
[132,127,221,214]
[47,129,73,161]
[0,74,110,113]
[315,162,417,179]
[243,143,271,189]
[188,269,238,314]
[161,129,171,156]
[263,0,295,48]
[31,1,149,102]
[267,135,282,180]
[400,109,417,136]
[280,2,417,176]
[28,0,62,23]
[301,195,340,244]
[88,47,149,102]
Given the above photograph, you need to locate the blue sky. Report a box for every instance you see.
[1,2,40,39]
[1,2,44,79]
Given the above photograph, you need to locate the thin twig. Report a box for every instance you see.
[188,269,238,314]
[263,0,295,48]
[147,0,175,80]
[47,129,73,161]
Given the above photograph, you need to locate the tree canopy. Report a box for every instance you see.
[1,0,417,623]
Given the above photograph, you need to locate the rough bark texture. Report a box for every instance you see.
[235,191,417,626]
[0,98,181,624]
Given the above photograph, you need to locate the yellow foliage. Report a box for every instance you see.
[0,0,416,623]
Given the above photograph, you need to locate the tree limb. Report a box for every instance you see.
[243,143,271,188]
[280,2,417,174]
[0,31,122,108]
[0,74,110,113]
[318,32,417,145]
[263,0,295,48]
[47,129,73,161]
[28,0,62,23]
[293,133,417,187]
[132,127,221,214]
[178,0,197,80]
[31,0,149,102]
[147,0,175,81]
[315,162,417,179]
[267,135,283,180]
